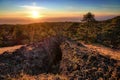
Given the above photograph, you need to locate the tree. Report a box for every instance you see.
[82,12,96,22]
[81,12,96,43]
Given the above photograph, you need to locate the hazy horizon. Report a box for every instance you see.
[0,0,120,24]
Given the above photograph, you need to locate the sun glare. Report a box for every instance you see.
[21,3,45,19]
[30,10,41,19]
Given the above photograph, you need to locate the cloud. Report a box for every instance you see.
[21,5,46,10]
[20,2,46,10]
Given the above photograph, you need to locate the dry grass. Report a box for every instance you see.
[0,38,119,80]
[0,45,23,54]
[7,73,68,80]
[0,41,119,61]
[84,43,120,60]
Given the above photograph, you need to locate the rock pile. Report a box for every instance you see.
[60,40,120,80]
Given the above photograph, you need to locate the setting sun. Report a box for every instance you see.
[0,0,120,80]
[30,11,41,19]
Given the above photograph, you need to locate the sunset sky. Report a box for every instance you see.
[0,0,120,24]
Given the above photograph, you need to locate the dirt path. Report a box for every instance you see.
[0,45,23,54]
[84,43,120,60]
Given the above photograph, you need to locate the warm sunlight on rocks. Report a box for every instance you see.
[0,0,120,80]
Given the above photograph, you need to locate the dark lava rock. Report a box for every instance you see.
[0,36,64,78]
[0,37,119,80]
[60,39,120,80]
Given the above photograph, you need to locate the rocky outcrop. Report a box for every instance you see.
[0,36,64,79]
[0,36,119,80]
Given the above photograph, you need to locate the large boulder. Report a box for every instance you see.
[0,36,64,79]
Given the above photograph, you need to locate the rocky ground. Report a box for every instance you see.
[0,36,120,80]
